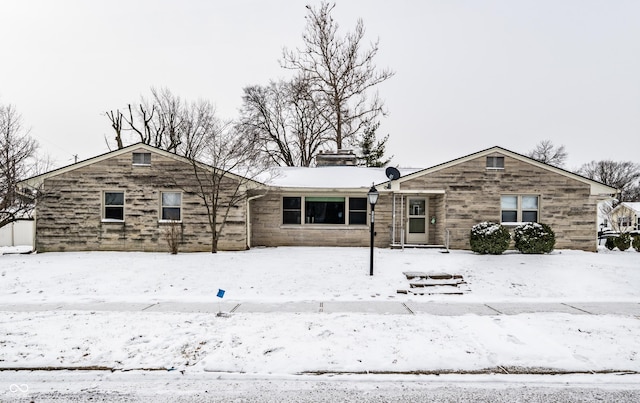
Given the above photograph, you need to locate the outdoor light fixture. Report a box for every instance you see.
[368,185,379,276]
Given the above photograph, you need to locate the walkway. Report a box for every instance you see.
[1,301,639,316]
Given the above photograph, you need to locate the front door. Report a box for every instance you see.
[406,198,428,244]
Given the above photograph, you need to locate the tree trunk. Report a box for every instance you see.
[211,233,218,253]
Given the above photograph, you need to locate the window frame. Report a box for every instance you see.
[282,195,369,226]
[486,156,505,170]
[305,196,346,224]
[160,191,182,222]
[348,197,368,225]
[132,152,151,166]
[500,195,540,224]
[618,216,632,227]
[282,197,302,225]
[103,191,125,222]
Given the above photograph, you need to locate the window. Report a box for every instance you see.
[501,195,539,223]
[133,152,151,165]
[348,197,368,225]
[486,156,504,169]
[104,191,124,221]
[618,216,632,227]
[161,192,182,221]
[305,197,345,224]
[283,197,301,224]
[521,196,539,222]
[282,196,368,225]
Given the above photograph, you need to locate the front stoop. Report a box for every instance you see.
[398,272,468,295]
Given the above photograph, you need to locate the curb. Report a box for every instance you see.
[1,366,639,376]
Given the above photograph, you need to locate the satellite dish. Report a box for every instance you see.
[385,166,401,181]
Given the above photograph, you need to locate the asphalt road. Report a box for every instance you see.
[3,372,640,402]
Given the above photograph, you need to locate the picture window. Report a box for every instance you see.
[282,196,368,225]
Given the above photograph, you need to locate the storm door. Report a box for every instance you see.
[406,198,428,244]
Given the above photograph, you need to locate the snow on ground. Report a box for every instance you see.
[1,247,639,304]
[2,311,639,374]
[0,247,639,376]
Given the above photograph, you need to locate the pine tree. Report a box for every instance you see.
[357,122,392,167]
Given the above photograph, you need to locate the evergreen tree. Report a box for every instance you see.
[357,122,391,167]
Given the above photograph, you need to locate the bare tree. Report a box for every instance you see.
[527,140,567,167]
[107,93,266,252]
[579,160,640,202]
[0,104,39,228]
[106,87,186,154]
[105,110,124,149]
[239,76,330,166]
[625,184,640,202]
[282,2,394,151]
[180,100,262,253]
[147,87,184,153]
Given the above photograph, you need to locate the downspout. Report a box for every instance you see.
[392,193,396,245]
[31,212,37,252]
[400,196,405,249]
[246,193,266,249]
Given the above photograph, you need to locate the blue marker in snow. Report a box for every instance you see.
[216,289,229,317]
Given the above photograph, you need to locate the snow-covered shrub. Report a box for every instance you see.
[605,236,616,251]
[633,236,640,252]
[513,223,555,254]
[470,222,511,255]
[615,233,631,251]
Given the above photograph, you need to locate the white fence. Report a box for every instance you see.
[0,219,34,247]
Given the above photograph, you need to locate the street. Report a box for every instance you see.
[3,371,640,402]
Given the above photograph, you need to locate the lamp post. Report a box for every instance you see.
[368,185,379,276]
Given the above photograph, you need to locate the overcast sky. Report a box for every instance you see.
[1,0,638,171]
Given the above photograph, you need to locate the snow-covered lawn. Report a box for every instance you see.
[1,247,639,304]
[1,247,639,375]
[3,310,639,374]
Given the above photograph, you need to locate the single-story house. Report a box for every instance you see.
[19,143,617,253]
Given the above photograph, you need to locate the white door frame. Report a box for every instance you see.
[406,197,428,244]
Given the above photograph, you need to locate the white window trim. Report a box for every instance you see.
[102,190,125,223]
[132,152,151,166]
[486,156,505,170]
[500,195,540,224]
[160,191,183,223]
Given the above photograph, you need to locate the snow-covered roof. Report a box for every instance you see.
[261,166,421,189]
